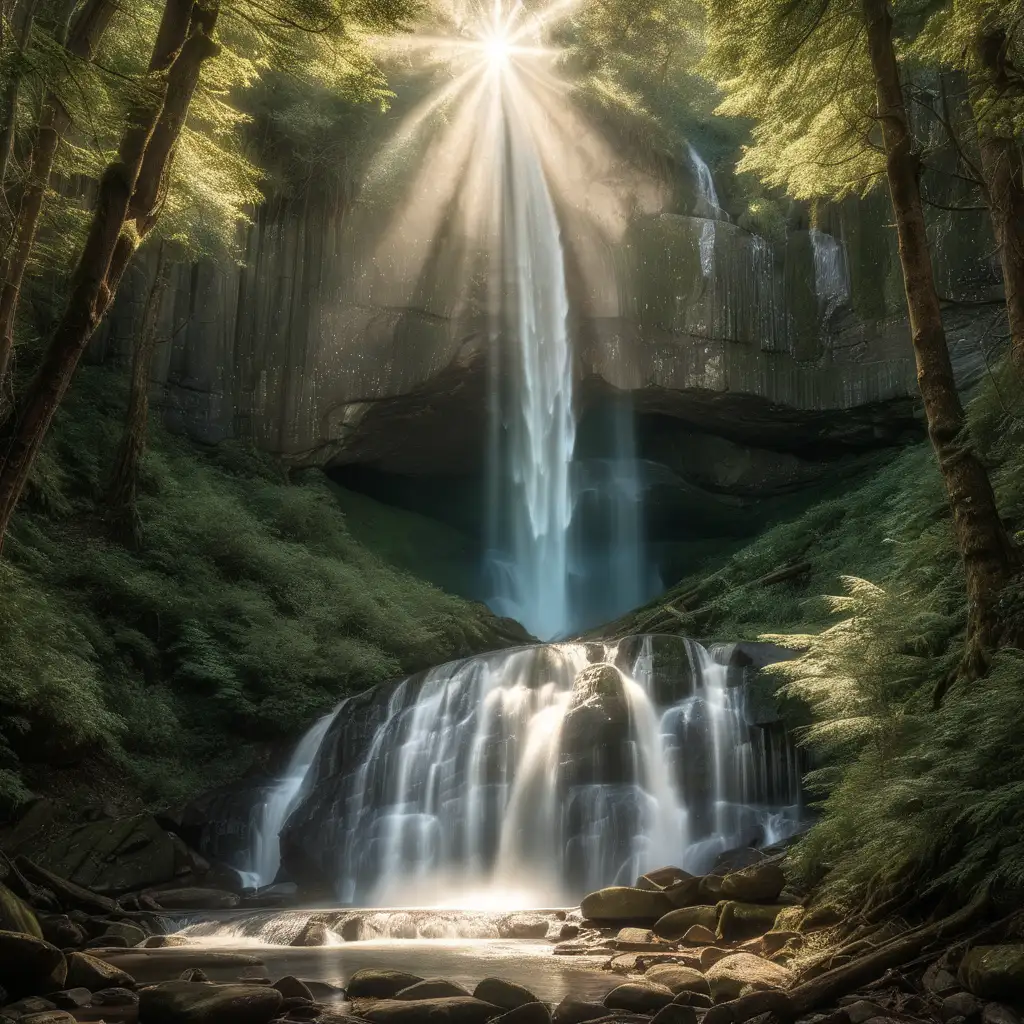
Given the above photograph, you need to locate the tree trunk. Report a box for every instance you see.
[105,244,170,546]
[0,0,40,200]
[0,0,119,394]
[971,26,1024,381]
[861,0,1020,675]
[0,0,215,550]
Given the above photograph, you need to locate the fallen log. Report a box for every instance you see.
[16,854,119,915]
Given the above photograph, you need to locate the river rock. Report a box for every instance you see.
[139,981,283,1024]
[103,921,147,946]
[473,980,538,1011]
[642,967,710,997]
[2,998,57,1017]
[959,946,1024,1000]
[671,993,713,1010]
[148,889,240,910]
[638,868,692,891]
[497,916,549,940]
[92,988,139,1007]
[64,951,135,991]
[663,878,704,909]
[681,925,718,945]
[49,989,92,1011]
[705,953,792,1000]
[0,886,41,938]
[720,863,786,903]
[942,994,985,1021]
[272,978,313,1003]
[143,936,192,948]
[397,982,472,1001]
[653,906,718,939]
[717,902,788,942]
[923,963,960,996]
[762,930,801,956]
[290,919,331,947]
[580,888,673,924]
[551,998,608,1024]
[0,931,67,999]
[699,947,731,971]
[842,1000,886,1024]
[180,969,211,983]
[17,1012,76,1024]
[492,1003,551,1024]
[651,1006,697,1024]
[982,1005,1021,1024]
[348,972,427,1000]
[603,984,675,1014]
[38,915,85,949]
[353,997,502,1024]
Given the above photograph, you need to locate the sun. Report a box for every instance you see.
[481,31,512,67]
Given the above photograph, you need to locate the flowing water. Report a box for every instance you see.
[688,143,722,278]
[248,636,801,906]
[810,228,850,321]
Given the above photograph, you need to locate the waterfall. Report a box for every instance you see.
[282,636,802,907]
[688,143,721,279]
[810,228,850,320]
[248,702,344,888]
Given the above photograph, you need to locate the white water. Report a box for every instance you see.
[810,228,850,320]
[248,704,343,887]
[266,638,801,906]
[688,144,721,278]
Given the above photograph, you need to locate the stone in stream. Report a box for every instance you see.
[2,998,57,1017]
[652,1006,697,1024]
[86,936,130,950]
[497,916,550,940]
[941,994,985,1022]
[720,863,786,903]
[347,972,427,1000]
[672,992,713,1010]
[92,988,139,1007]
[603,984,675,1014]
[64,951,136,991]
[17,1012,77,1024]
[396,982,472,1001]
[491,1003,551,1024]
[637,869,692,892]
[551,997,608,1024]
[181,969,211,983]
[49,989,92,1010]
[352,997,502,1024]
[0,931,67,999]
[38,915,86,950]
[959,946,1024,1000]
[704,953,792,1002]
[290,918,331,947]
[653,907,718,940]
[473,979,538,1010]
[272,978,314,1003]
[642,966,710,998]
[681,925,718,946]
[663,879,704,910]
[580,888,673,924]
[139,981,283,1024]
[699,947,731,971]
[143,936,192,948]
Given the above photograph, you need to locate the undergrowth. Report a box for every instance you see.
[0,367,514,813]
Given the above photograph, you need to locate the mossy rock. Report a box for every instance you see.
[0,883,42,938]
[653,905,719,939]
[717,902,789,942]
[958,944,1024,999]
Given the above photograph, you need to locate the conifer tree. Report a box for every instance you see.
[702,0,1021,676]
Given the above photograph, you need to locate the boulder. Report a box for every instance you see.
[701,990,794,1024]
[698,877,724,902]
[560,665,632,786]
[0,886,41,938]
[13,860,119,917]
[19,816,177,896]
[64,951,135,991]
[843,1000,886,1024]
[959,946,1024,1000]
[92,988,139,1007]
[17,1012,76,1024]
[705,954,792,1002]
[638,869,692,891]
[699,948,731,971]
[762,931,801,956]
[38,916,85,950]
[492,1004,551,1024]
[143,936,192,948]
[653,906,718,940]
[272,978,313,1003]
[102,921,146,947]
[353,997,502,1024]
[180,969,211,983]
[663,878,704,910]
[941,994,985,1021]
[642,967,710,998]
[2,998,57,1017]
[551,998,607,1024]
[49,990,92,1010]
[289,919,331,947]
[923,963,960,996]
[139,981,283,1024]
[982,1005,1021,1024]
[347,972,427,1000]
[717,903,788,942]
[720,864,786,904]
[602,985,675,1014]
[615,928,654,946]
[496,916,549,940]
[671,993,712,1010]
[147,889,240,911]
[652,1006,697,1024]
[0,931,67,999]
[397,982,472,1001]
[580,888,673,924]
[681,925,717,945]
[472,980,538,1011]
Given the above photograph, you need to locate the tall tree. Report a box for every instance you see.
[702,0,1020,675]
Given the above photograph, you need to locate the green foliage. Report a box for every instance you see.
[0,366,508,813]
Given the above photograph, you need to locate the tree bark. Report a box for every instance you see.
[104,244,170,546]
[0,0,217,550]
[0,0,118,394]
[861,0,1020,675]
[971,26,1024,381]
[0,0,40,200]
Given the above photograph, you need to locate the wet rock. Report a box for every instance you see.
[143,936,192,949]
[981,1005,1020,1024]
[843,1002,885,1024]
[49,990,92,1011]
[717,903,788,942]
[497,916,549,940]
[290,919,331,948]
[37,915,85,950]
[699,877,725,902]
[92,988,139,1007]
[492,1003,551,1024]
[550,923,580,941]
[681,925,718,945]
[642,967,710,998]
[148,889,241,911]
[700,948,732,971]
[561,666,632,787]
[0,931,67,999]
[720,864,786,904]
[640,869,692,891]
[705,953,792,1002]
[353,997,502,1024]
[397,982,472,1001]
[2,999,57,1018]
[702,990,794,1024]
[959,946,1024,1000]
[181,969,211,983]
[672,993,713,1010]
[103,921,147,946]
[347,972,427,1000]
[64,951,135,991]
[652,1006,697,1024]
[664,879,704,910]
[273,979,313,1003]
[615,928,654,946]
[580,888,673,924]
[653,906,718,940]
[17,1012,76,1024]
[0,886,41,939]
[942,995,984,1021]
[603,984,675,1014]
[140,981,283,1024]
[85,935,130,949]
[551,998,609,1024]
[472,980,537,1011]
[763,931,801,956]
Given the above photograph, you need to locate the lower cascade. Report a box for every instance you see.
[246,635,801,906]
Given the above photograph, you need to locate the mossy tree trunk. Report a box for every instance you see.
[0,0,220,552]
[861,0,1020,677]
[0,0,118,402]
[104,243,170,546]
[971,26,1024,381]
